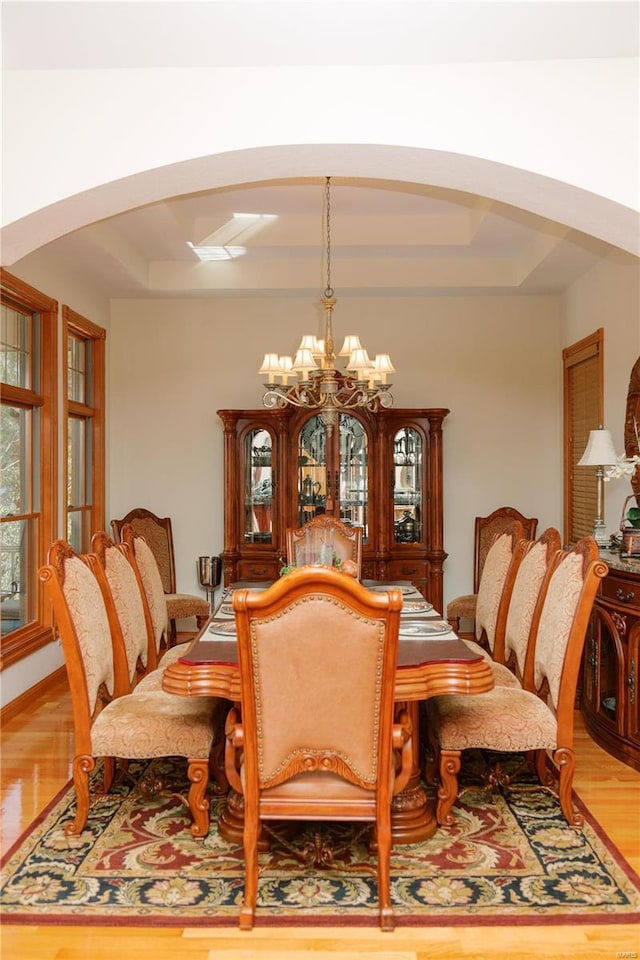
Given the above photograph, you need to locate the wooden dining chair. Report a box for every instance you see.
[285,514,363,576]
[457,520,527,688]
[112,507,210,645]
[431,537,607,827]
[39,540,222,838]
[447,507,538,634]
[225,566,412,931]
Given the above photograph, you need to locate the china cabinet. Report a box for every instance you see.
[582,553,640,771]
[217,407,449,610]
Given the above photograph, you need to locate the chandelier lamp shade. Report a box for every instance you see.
[259,177,395,430]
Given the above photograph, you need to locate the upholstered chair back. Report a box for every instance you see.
[40,541,114,722]
[120,525,169,654]
[503,528,562,678]
[112,510,174,594]
[249,593,387,790]
[474,521,525,654]
[531,538,601,712]
[286,515,363,577]
[91,531,149,685]
[473,508,538,592]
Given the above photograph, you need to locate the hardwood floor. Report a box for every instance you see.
[2,667,639,960]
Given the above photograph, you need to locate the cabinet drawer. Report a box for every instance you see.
[387,559,428,581]
[237,560,281,581]
[600,573,640,612]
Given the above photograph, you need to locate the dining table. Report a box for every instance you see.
[162,578,495,845]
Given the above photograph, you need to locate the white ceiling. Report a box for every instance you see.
[5,1,639,299]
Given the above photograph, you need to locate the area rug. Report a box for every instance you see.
[2,754,639,927]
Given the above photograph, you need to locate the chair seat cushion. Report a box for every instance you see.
[432,686,557,753]
[166,594,210,620]
[91,690,218,758]
[446,594,477,619]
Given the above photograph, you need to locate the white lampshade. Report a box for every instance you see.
[371,353,395,385]
[292,347,318,380]
[278,355,294,384]
[339,335,362,357]
[347,347,373,380]
[259,353,282,384]
[578,427,618,467]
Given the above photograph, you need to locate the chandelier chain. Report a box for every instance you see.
[325,177,333,298]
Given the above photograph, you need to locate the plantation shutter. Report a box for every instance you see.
[563,331,603,545]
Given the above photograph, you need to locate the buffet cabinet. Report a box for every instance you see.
[582,553,640,771]
[217,406,449,611]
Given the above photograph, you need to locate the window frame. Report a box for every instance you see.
[563,328,604,545]
[63,306,106,553]
[1,269,58,667]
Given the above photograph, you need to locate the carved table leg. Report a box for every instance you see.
[391,701,438,844]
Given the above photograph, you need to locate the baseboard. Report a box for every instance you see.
[1,666,68,724]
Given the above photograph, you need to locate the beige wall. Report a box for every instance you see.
[107,293,564,606]
[561,255,640,535]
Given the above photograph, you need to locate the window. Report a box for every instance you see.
[0,270,57,666]
[563,329,604,544]
[63,306,106,552]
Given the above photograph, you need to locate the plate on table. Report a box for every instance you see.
[217,603,234,617]
[208,620,237,636]
[400,619,450,638]
[401,599,433,613]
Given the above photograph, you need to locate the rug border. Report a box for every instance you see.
[2,775,639,928]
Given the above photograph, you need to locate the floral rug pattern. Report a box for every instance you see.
[2,755,639,926]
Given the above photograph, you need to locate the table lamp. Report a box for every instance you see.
[577,426,618,546]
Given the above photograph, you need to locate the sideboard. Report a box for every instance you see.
[582,550,640,771]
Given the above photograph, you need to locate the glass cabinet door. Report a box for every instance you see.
[244,427,273,543]
[339,414,368,540]
[588,606,625,733]
[297,414,328,527]
[392,426,423,543]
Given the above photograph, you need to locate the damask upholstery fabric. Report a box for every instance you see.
[91,690,216,758]
[433,686,557,753]
[534,551,583,706]
[474,533,513,649]
[504,540,548,677]
[128,518,172,594]
[105,546,148,680]
[134,537,169,652]
[460,639,520,688]
[62,556,114,712]
[166,593,210,621]
[446,593,477,620]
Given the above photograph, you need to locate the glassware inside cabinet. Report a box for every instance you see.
[393,427,422,543]
[339,414,368,540]
[244,428,273,543]
[297,414,328,527]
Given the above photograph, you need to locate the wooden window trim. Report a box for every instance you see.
[62,305,106,549]
[563,328,604,545]
[1,269,58,668]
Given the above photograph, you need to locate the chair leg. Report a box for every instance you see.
[67,754,96,837]
[196,614,208,633]
[169,618,177,647]
[240,816,259,930]
[436,750,462,826]
[376,818,394,932]
[187,758,211,838]
[554,747,583,828]
[447,615,460,633]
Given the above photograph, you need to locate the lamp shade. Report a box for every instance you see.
[577,428,618,467]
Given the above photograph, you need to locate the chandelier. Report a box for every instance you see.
[259,177,395,430]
